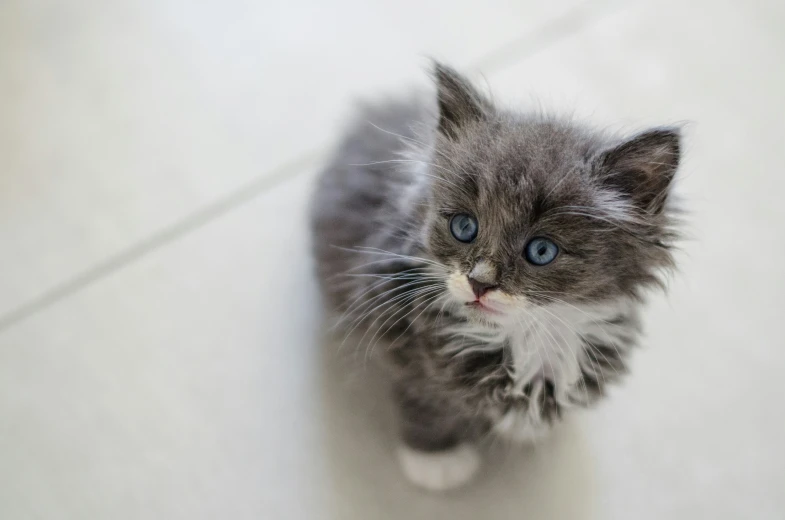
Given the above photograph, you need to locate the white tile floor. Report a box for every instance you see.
[1,0,784,518]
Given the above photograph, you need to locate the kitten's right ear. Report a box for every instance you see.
[432,62,488,140]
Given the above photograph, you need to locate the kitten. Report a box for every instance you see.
[311,63,681,491]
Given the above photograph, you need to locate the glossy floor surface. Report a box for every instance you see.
[1,0,784,518]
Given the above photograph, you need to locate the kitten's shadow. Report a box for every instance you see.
[315,332,602,520]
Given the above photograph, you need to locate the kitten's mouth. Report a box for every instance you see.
[466,300,501,315]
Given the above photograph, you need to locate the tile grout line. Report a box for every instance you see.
[0,0,624,333]
[0,152,323,332]
[472,0,625,74]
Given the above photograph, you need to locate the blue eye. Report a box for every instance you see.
[449,213,478,243]
[524,237,559,265]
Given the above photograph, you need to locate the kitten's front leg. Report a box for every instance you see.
[394,385,481,491]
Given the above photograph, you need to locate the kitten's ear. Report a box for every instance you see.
[595,127,681,213]
[432,62,488,140]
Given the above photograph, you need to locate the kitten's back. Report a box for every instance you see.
[310,96,433,307]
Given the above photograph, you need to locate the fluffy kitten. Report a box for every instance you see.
[311,63,680,491]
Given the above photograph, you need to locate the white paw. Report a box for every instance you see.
[397,443,481,492]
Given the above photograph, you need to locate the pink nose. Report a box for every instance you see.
[468,277,496,299]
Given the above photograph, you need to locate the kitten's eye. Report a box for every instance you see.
[524,237,559,266]
[449,213,478,243]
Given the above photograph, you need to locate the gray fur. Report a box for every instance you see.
[311,63,680,453]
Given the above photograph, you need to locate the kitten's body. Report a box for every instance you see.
[311,65,679,491]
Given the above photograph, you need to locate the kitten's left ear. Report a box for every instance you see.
[595,127,681,213]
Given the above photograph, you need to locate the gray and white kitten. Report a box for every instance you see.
[311,63,680,491]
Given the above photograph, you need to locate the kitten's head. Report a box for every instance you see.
[422,64,681,324]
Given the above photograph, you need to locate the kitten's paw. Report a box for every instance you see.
[397,443,481,491]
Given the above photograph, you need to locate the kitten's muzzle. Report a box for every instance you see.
[468,277,497,299]
[468,259,498,299]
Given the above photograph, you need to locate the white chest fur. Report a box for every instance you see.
[445,298,638,442]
